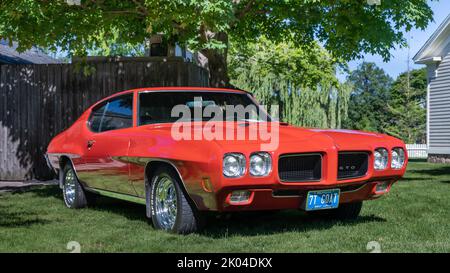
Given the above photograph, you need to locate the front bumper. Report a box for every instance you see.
[203,178,398,212]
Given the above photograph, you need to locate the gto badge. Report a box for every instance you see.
[339,165,357,171]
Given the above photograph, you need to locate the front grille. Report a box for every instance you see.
[278,154,322,182]
[338,152,369,180]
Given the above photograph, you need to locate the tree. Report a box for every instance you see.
[86,28,146,57]
[384,68,427,143]
[229,37,351,128]
[0,0,433,87]
[343,62,392,133]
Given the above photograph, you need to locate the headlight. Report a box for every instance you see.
[249,152,272,176]
[391,148,405,169]
[223,153,246,178]
[374,148,388,170]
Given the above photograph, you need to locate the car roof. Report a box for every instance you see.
[90,87,249,110]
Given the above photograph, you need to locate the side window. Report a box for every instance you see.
[88,94,133,132]
[88,103,107,132]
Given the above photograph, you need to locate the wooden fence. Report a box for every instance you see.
[406,144,428,159]
[0,57,209,180]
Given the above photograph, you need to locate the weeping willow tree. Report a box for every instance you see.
[229,38,351,129]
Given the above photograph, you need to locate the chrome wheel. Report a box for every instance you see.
[154,176,178,230]
[64,169,76,206]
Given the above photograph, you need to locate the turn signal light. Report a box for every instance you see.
[201,177,213,193]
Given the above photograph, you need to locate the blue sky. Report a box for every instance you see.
[338,0,450,81]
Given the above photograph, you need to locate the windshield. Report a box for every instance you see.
[138,91,271,125]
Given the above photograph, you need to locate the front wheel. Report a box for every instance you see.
[149,166,203,234]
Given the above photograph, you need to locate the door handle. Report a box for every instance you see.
[87,140,96,150]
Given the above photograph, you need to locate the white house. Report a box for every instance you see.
[413,14,450,163]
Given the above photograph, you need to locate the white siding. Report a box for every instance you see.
[429,52,450,154]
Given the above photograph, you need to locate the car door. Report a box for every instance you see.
[77,93,136,195]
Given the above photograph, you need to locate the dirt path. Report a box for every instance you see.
[0,180,58,193]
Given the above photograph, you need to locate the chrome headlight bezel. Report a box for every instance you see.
[374,148,389,170]
[223,153,246,178]
[391,148,405,169]
[249,152,272,177]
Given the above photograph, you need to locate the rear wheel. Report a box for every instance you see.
[62,163,88,209]
[308,201,363,220]
[149,166,203,234]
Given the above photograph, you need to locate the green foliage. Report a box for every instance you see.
[229,37,351,128]
[87,29,146,57]
[0,0,434,84]
[0,0,147,56]
[384,68,427,143]
[343,62,393,133]
[343,63,427,143]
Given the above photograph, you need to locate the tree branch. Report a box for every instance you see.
[231,0,268,29]
[131,0,148,16]
[235,0,256,20]
[103,10,147,16]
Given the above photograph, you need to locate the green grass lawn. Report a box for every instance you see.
[1,160,449,253]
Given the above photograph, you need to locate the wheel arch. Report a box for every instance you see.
[144,160,198,218]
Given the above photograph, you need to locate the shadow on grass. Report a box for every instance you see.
[408,159,428,163]
[26,185,61,199]
[398,177,431,181]
[30,186,146,222]
[0,203,52,227]
[0,186,58,227]
[199,212,386,238]
[89,197,147,222]
[7,186,386,236]
[409,165,450,177]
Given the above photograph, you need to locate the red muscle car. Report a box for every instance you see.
[47,87,408,234]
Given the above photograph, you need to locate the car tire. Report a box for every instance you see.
[62,163,88,209]
[331,201,363,220]
[308,201,363,220]
[149,166,203,234]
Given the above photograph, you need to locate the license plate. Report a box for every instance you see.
[305,189,340,211]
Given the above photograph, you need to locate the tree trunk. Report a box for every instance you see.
[200,32,232,88]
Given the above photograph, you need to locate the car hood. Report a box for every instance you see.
[143,122,394,152]
[214,124,387,150]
